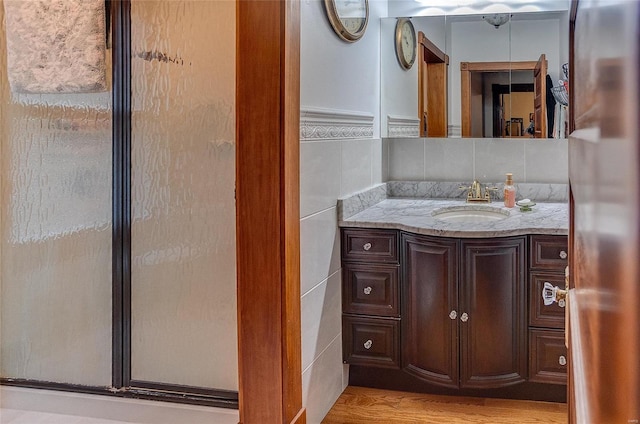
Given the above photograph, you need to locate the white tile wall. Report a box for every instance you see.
[474,138,526,182]
[424,138,474,181]
[371,138,383,185]
[388,138,425,180]
[385,137,568,183]
[300,207,341,297]
[301,337,344,424]
[524,138,570,183]
[341,139,373,197]
[381,139,390,182]
[300,271,342,371]
[300,141,342,219]
[300,133,381,421]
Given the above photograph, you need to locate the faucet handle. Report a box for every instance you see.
[484,187,499,202]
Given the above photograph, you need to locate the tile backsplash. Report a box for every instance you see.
[383,137,568,184]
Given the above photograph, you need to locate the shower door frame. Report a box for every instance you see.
[110,0,240,407]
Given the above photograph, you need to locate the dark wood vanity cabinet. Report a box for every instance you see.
[402,234,527,390]
[402,234,459,388]
[341,228,567,400]
[341,229,401,369]
[527,235,568,384]
[459,237,527,388]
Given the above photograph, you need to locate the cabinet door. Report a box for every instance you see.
[460,237,527,389]
[402,234,459,388]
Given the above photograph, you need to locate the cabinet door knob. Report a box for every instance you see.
[559,250,568,259]
[449,310,457,320]
[364,339,373,350]
[363,242,372,251]
[363,286,372,295]
[559,355,567,366]
[460,312,469,322]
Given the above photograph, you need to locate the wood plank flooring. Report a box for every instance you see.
[322,386,568,424]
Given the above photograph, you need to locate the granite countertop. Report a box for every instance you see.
[339,198,568,238]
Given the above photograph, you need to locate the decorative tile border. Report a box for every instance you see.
[300,107,374,141]
[387,115,420,138]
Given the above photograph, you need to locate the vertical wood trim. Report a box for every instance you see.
[236,1,305,423]
[418,33,426,137]
[569,0,578,134]
[443,60,448,137]
[460,66,471,137]
[567,5,577,422]
[281,1,304,423]
[111,0,132,390]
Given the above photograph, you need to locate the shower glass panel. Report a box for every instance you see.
[130,1,237,390]
[0,2,113,386]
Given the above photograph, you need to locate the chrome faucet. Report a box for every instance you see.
[460,180,498,203]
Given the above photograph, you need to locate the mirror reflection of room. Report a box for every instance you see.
[380,9,569,139]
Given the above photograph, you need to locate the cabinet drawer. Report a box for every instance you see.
[342,229,399,264]
[343,316,400,369]
[343,263,399,317]
[529,272,566,329]
[529,329,567,385]
[529,235,568,270]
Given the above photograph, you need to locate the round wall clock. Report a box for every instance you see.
[324,0,369,43]
[395,18,416,70]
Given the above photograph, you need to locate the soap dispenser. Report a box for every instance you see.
[504,173,516,208]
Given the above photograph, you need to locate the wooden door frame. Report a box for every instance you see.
[237,2,305,424]
[460,61,541,137]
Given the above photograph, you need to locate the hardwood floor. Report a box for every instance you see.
[322,386,567,424]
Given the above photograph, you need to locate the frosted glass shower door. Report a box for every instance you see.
[0,2,113,386]
[130,1,238,391]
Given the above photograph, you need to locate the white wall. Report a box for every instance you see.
[299,1,386,422]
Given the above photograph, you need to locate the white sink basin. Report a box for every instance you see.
[432,206,510,223]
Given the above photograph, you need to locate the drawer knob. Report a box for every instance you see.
[363,286,372,295]
[363,242,372,251]
[364,339,373,350]
[460,312,469,322]
[559,250,568,259]
[449,310,457,320]
[559,355,567,366]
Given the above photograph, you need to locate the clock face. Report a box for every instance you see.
[341,17,366,34]
[325,0,369,43]
[401,21,415,64]
[395,18,416,70]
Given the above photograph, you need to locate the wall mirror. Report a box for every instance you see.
[380,9,569,139]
